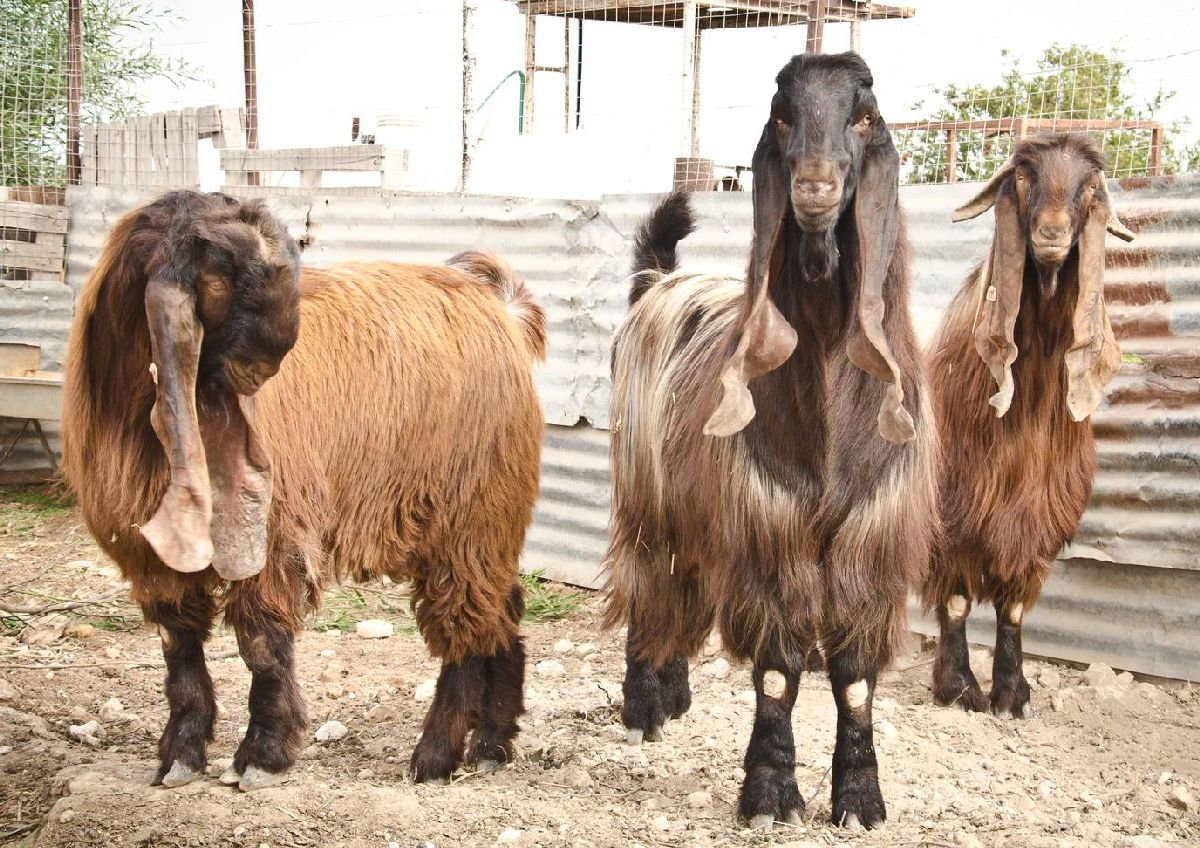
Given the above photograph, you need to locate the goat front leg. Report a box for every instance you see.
[990,599,1031,718]
[467,584,527,772]
[828,651,886,829]
[411,655,486,782]
[931,586,987,712]
[738,661,803,830]
[225,598,307,791]
[144,591,218,788]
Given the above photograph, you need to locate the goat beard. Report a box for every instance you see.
[796,228,840,284]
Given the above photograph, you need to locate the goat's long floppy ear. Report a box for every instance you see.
[139,222,274,581]
[845,118,915,444]
[1064,184,1125,421]
[971,181,1026,418]
[952,157,1016,222]
[704,123,797,437]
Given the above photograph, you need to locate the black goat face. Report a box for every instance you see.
[766,53,880,233]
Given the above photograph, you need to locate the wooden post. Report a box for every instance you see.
[946,127,957,183]
[242,0,260,186]
[66,0,82,185]
[523,14,536,134]
[462,0,475,191]
[1150,126,1163,176]
[690,21,702,158]
[563,17,571,132]
[680,0,697,157]
[849,19,861,53]
[806,0,827,54]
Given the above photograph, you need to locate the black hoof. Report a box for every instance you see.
[990,675,1032,719]
[738,764,803,827]
[831,766,886,829]
[410,735,459,784]
[933,669,988,712]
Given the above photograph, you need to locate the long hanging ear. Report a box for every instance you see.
[844,118,915,444]
[140,277,214,573]
[1064,199,1122,421]
[139,214,277,581]
[972,183,1026,417]
[704,123,797,437]
[952,157,1016,222]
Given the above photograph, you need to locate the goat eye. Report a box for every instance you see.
[854,113,873,133]
[774,118,790,132]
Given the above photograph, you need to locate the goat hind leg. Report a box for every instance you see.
[737,660,804,830]
[931,587,986,712]
[828,650,886,829]
[990,599,1031,718]
[145,591,218,788]
[411,655,486,783]
[468,584,526,772]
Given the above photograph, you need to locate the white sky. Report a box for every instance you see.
[134,0,1200,196]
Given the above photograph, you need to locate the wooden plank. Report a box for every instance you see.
[213,107,245,149]
[165,111,184,185]
[805,0,827,52]
[121,117,138,187]
[150,113,168,186]
[80,125,97,185]
[196,104,221,136]
[0,240,66,272]
[220,146,386,173]
[0,344,41,377]
[0,202,68,234]
[524,14,537,134]
[181,107,199,188]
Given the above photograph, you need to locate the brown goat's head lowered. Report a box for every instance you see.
[952,134,1135,420]
[138,192,300,580]
[705,53,913,444]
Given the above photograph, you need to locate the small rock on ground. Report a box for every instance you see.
[355,619,394,639]
[0,677,15,700]
[497,827,523,843]
[536,660,565,678]
[553,638,574,654]
[705,658,731,680]
[1166,785,1195,812]
[315,720,348,742]
[414,679,437,702]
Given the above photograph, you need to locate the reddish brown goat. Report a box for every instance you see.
[922,135,1135,718]
[60,190,546,790]
[604,54,938,830]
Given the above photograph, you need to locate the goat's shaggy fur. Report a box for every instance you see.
[921,134,1133,718]
[603,54,939,830]
[61,190,546,788]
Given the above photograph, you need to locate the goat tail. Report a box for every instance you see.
[630,192,695,306]
[446,249,547,361]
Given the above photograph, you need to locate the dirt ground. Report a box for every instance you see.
[0,488,1197,848]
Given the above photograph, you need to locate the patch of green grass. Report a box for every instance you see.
[307,586,415,635]
[1122,352,1144,364]
[0,485,72,516]
[521,570,583,623]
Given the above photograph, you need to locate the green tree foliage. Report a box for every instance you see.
[903,44,1200,184]
[1,0,192,187]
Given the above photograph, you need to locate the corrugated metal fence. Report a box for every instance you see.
[49,178,1200,678]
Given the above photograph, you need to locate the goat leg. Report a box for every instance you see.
[931,588,987,712]
[828,652,886,830]
[145,591,217,788]
[990,599,1031,719]
[467,582,528,772]
[227,610,307,791]
[411,655,486,783]
[738,662,803,831]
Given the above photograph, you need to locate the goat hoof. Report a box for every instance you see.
[475,759,501,774]
[843,813,863,830]
[238,765,288,792]
[625,728,643,745]
[1021,702,1032,719]
[781,809,802,827]
[218,766,242,786]
[748,814,774,832]
[159,761,203,788]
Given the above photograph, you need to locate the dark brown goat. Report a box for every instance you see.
[922,134,1135,718]
[60,190,546,790]
[604,54,937,830]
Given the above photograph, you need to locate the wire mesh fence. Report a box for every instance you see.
[1,0,1197,206]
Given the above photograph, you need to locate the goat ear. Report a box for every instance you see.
[704,122,797,437]
[139,214,275,581]
[972,183,1025,418]
[140,277,214,573]
[1098,175,1137,242]
[952,157,1016,222]
[844,117,915,444]
[1064,201,1121,421]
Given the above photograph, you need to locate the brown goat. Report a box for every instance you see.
[60,190,546,790]
[604,54,937,830]
[922,134,1135,718]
